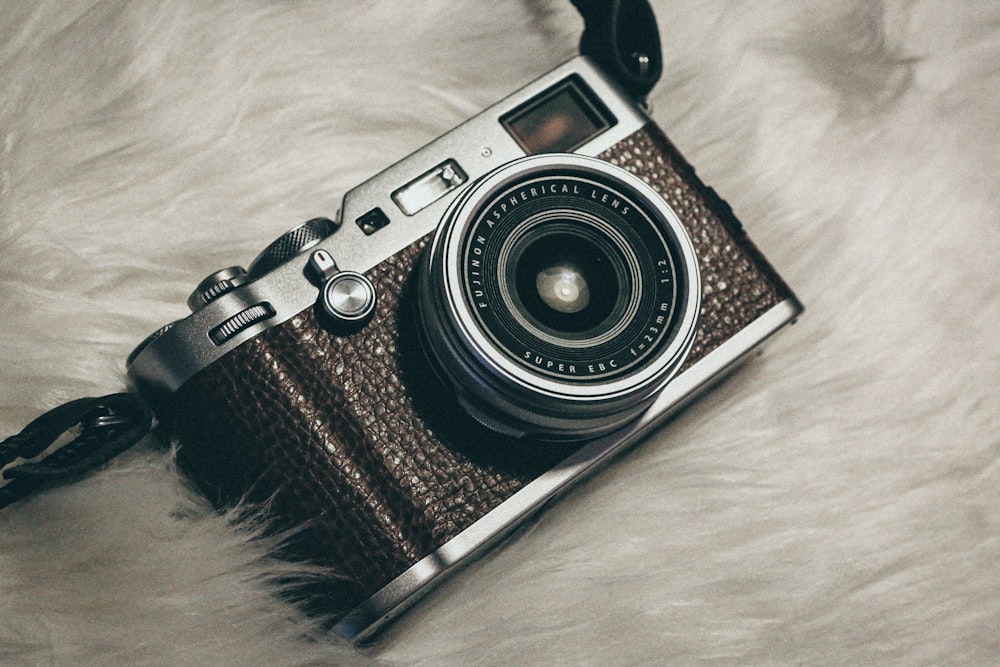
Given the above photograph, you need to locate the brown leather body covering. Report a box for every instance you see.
[161,123,793,615]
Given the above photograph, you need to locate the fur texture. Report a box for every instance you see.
[1,1,998,664]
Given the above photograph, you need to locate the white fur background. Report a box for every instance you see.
[1,1,998,664]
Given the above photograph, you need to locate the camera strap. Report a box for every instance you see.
[571,0,663,101]
[0,394,153,509]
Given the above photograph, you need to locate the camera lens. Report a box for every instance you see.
[418,155,700,439]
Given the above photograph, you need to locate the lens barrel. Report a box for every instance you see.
[418,154,700,440]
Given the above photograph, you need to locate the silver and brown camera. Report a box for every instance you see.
[127,55,802,641]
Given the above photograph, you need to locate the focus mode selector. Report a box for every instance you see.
[187,266,251,312]
[248,217,339,277]
[308,249,377,329]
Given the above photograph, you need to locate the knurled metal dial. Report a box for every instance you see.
[187,266,251,312]
[208,303,276,345]
[248,217,339,277]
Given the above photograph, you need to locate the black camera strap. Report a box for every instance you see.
[0,394,153,509]
[572,0,663,101]
[0,1,662,509]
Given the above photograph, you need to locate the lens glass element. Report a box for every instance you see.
[513,229,620,335]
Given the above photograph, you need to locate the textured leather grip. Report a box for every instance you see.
[162,123,793,616]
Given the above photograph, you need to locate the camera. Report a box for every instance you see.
[127,56,802,641]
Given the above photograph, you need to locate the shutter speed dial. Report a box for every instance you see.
[249,217,339,277]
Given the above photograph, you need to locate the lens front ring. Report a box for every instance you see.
[418,154,701,439]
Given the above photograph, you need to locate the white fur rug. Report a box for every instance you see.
[2,1,998,664]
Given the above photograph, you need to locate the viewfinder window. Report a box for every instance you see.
[500,76,617,155]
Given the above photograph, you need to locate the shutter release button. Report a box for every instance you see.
[308,249,377,328]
